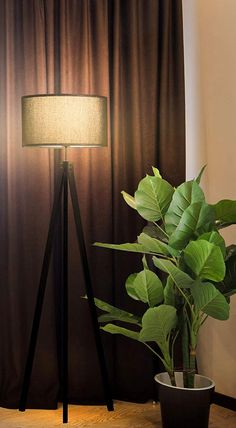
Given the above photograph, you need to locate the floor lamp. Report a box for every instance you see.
[18,94,114,423]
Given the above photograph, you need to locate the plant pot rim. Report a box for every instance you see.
[155,372,215,391]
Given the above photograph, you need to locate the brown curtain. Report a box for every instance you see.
[0,0,185,408]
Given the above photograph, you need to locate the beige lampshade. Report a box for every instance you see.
[22,94,107,147]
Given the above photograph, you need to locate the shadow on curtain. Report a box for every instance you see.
[0,0,185,408]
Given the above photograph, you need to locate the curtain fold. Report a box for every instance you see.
[0,0,59,408]
[157,0,185,184]
[0,0,185,408]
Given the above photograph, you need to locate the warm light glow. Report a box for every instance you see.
[22,94,107,147]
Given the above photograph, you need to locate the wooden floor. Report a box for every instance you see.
[0,401,235,427]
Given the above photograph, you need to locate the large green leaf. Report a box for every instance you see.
[213,199,236,228]
[190,282,230,320]
[134,175,174,222]
[101,324,140,340]
[153,257,194,288]
[132,269,164,307]
[184,240,226,282]
[139,305,177,345]
[168,202,215,250]
[94,235,175,257]
[165,180,205,235]
[197,231,226,257]
[94,298,141,325]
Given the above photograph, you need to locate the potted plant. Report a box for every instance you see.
[91,166,236,428]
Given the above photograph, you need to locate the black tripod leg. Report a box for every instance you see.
[62,162,69,423]
[68,163,114,411]
[19,167,65,412]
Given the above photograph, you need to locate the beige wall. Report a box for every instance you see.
[182,0,236,398]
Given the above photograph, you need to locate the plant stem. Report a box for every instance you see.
[176,286,195,318]
[144,343,176,386]
[182,315,190,387]
[187,347,196,388]
[144,343,166,365]
[171,330,179,371]
[153,222,169,239]
[169,372,176,387]
[200,313,208,326]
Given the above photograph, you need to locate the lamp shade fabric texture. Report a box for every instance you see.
[22,94,107,147]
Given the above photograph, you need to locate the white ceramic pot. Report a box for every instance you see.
[154,372,215,428]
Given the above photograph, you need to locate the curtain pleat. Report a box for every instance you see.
[157,0,185,184]
[108,0,159,401]
[0,0,185,408]
[0,0,59,408]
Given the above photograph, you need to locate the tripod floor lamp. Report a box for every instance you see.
[18,94,114,423]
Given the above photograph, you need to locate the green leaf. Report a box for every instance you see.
[121,191,136,210]
[139,305,177,345]
[137,232,171,256]
[197,231,226,258]
[94,241,147,254]
[101,324,140,340]
[94,237,176,257]
[165,180,205,236]
[125,273,139,300]
[213,200,236,228]
[153,257,194,288]
[190,282,230,320]
[133,269,164,307]
[164,276,176,306]
[152,166,162,178]
[195,165,207,184]
[168,202,215,250]
[184,240,226,282]
[98,313,140,324]
[94,298,141,325]
[134,175,174,222]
